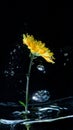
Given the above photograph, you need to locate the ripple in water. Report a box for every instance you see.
[0,97,73,129]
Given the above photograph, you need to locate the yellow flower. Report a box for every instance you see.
[23,34,55,63]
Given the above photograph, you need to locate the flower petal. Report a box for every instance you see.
[23,34,55,63]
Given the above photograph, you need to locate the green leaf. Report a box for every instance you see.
[19,101,26,108]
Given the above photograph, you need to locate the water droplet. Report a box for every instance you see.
[10,52,13,55]
[64,63,66,66]
[19,80,22,83]
[66,58,69,61]
[43,71,46,74]
[5,74,9,77]
[13,49,16,53]
[4,70,8,74]
[11,67,14,70]
[12,56,14,60]
[64,53,68,56]
[32,90,50,102]
[16,66,19,69]
[10,71,15,76]
[9,62,11,65]
[37,65,45,71]
[17,45,21,49]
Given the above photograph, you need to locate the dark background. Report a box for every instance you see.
[0,3,73,65]
[0,2,73,101]
[0,2,73,130]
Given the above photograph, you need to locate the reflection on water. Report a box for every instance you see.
[0,96,73,129]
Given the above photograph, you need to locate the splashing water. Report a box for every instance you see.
[0,96,73,129]
[10,124,16,130]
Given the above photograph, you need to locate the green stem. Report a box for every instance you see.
[26,125,30,130]
[25,53,34,114]
[24,53,34,130]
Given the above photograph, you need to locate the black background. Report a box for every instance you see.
[0,2,73,65]
[0,1,73,102]
[0,1,73,130]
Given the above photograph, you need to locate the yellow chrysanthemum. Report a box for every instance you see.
[23,34,55,63]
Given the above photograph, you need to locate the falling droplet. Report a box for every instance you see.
[9,62,11,65]
[10,52,13,55]
[12,56,14,60]
[10,71,15,76]
[4,70,9,77]
[37,65,45,71]
[19,80,22,83]
[16,66,19,69]
[43,71,46,74]
[66,58,69,61]
[64,63,66,66]
[4,70,8,74]
[64,53,68,56]
[17,45,21,49]
[13,49,16,53]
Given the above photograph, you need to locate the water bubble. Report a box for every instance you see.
[13,49,16,53]
[64,63,66,66]
[43,71,46,74]
[11,67,14,70]
[10,71,15,76]
[64,53,68,56]
[32,90,50,102]
[12,56,14,60]
[4,70,8,74]
[16,66,19,69]
[9,62,11,65]
[5,74,9,77]
[10,52,13,55]
[37,65,45,71]
[17,45,21,49]
[66,58,69,61]
[19,80,22,83]
[4,70,9,77]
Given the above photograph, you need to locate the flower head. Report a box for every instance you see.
[23,34,55,63]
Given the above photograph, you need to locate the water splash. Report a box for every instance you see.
[32,90,50,102]
[0,97,73,129]
[10,124,16,130]
[0,115,73,126]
